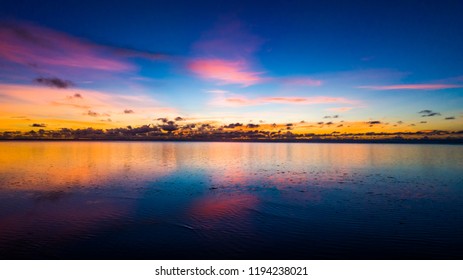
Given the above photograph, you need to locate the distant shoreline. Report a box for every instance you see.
[1,138,462,144]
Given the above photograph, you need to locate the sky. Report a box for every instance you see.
[0,0,462,134]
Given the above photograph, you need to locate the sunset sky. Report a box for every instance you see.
[0,0,462,133]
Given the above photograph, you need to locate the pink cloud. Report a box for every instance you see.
[213,94,353,107]
[0,22,130,71]
[188,18,267,87]
[0,22,166,72]
[188,58,264,86]
[262,96,347,104]
[282,77,323,86]
[189,18,325,88]
[0,83,179,128]
[327,107,353,112]
[358,84,463,90]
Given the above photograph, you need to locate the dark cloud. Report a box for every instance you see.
[87,110,99,117]
[397,121,403,124]
[247,123,260,128]
[124,109,134,114]
[224,123,243,128]
[160,121,179,133]
[201,123,212,129]
[67,93,83,99]
[367,121,381,125]
[420,121,427,123]
[424,112,441,117]
[34,77,74,88]
[445,116,455,120]
[31,123,46,127]
[419,110,441,117]
[183,123,196,129]
[175,117,184,121]
[157,118,168,123]
[326,122,333,125]
[323,115,339,119]
[419,110,432,114]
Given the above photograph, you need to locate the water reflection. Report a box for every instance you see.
[0,142,462,259]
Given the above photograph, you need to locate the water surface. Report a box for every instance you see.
[0,142,462,259]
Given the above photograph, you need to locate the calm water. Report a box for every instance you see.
[0,142,462,259]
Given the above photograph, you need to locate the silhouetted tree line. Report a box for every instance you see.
[1,121,462,142]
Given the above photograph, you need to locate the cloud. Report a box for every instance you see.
[323,115,339,119]
[445,116,456,120]
[73,93,82,98]
[34,77,74,88]
[123,109,134,114]
[281,77,323,87]
[0,83,178,130]
[0,21,167,73]
[419,110,432,114]
[160,121,179,133]
[189,60,322,88]
[190,18,322,88]
[367,121,381,125]
[87,110,100,117]
[247,123,259,128]
[0,21,132,71]
[51,102,90,109]
[213,95,353,107]
[31,123,47,127]
[263,97,340,104]
[419,110,441,117]
[358,84,462,90]
[187,18,267,87]
[175,116,184,121]
[206,89,229,94]
[327,107,353,112]
[224,123,243,129]
[188,58,264,86]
